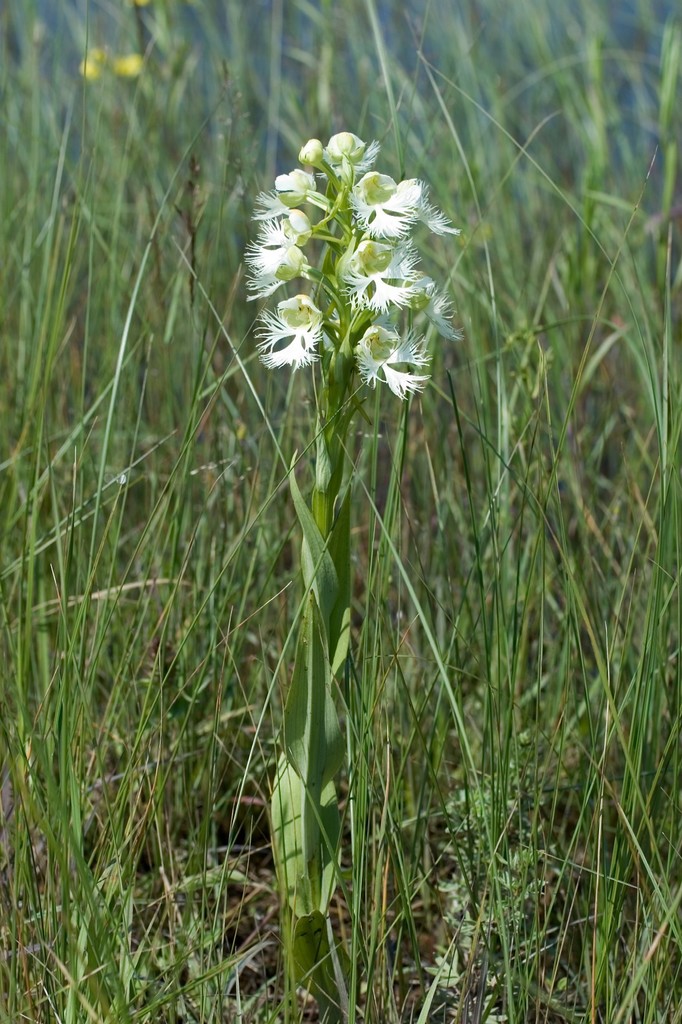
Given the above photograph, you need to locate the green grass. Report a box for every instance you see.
[1,0,682,1020]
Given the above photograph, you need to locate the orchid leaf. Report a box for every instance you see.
[285,595,344,793]
[271,755,341,918]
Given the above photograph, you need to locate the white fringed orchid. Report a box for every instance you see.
[351,173,423,238]
[245,220,298,278]
[246,131,461,1020]
[340,239,420,313]
[257,294,324,369]
[356,324,430,399]
[245,227,308,299]
[352,172,460,240]
[253,171,320,222]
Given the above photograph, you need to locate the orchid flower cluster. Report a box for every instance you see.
[246,131,459,400]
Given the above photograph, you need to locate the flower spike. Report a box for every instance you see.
[257,295,324,369]
[245,127,460,393]
[356,326,430,399]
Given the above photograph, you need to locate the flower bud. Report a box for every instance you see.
[298,138,324,166]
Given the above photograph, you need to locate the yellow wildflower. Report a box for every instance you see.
[79,48,107,80]
[111,53,144,78]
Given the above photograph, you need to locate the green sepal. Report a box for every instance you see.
[271,755,341,918]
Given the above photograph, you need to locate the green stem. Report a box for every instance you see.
[312,336,355,538]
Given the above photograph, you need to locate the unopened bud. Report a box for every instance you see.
[299,138,324,166]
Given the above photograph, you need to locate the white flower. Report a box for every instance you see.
[275,169,317,207]
[245,220,308,299]
[257,295,324,369]
[253,171,323,221]
[356,326,430,399]
[246,220,292,278]
[340,239,420,313]
[352,173,459,238]
[410,277,460,340]
[351,173,423,239]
